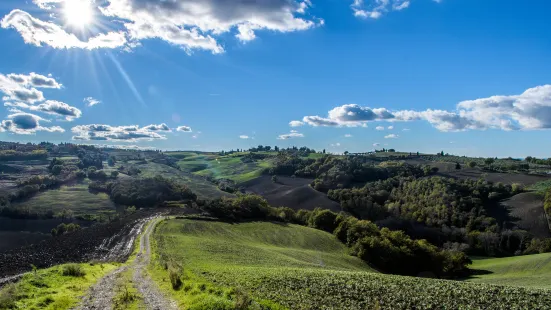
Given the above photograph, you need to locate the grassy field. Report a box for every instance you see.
[0,263,119,310]
[528,179,551,194]
[468,253,551,289]
[172,153,275,184]
[151,219,551,309]
[12,181,117,216]
[137,161,232,199]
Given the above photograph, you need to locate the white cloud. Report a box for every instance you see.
[352,0,439,19]
[0,74,44,104]
[0,112,64,134]
[176,126,192,132]
[29,100,82,121]
[10,0,322,54]
[277,131,304,140]
[72,124,170,142]
[143,123,171,132]
[7,72,61,89]
[303,104,394,127]
[239,135,250,139]
[387,125,394,130]
[1,9,128,50]
[402,128,410,131]
[299,84,551,132]
[84,97,101,107]
[384,134,399,139]
[373,143,380,147]
[375,126,384,131]
[344,134,352,138]
[289,120,304,127]
[330,142,341,147]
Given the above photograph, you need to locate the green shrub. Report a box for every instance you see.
[0,283,17,309]
[169,269,183,290]
[62,264,86,277]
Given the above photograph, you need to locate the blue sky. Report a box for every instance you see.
[0,0,550,157]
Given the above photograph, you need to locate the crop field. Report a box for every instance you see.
[468,253,551,289]
[151,219,551,309]
[12,181,117,216]
[137,161,232,199]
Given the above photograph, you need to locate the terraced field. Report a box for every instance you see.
[151,219,551,309]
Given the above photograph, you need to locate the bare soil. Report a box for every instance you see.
[502,192,551,239]
[438,169,550,186]
[241,176,341,212]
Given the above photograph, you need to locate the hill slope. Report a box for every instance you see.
[151,219,551,309]
[468,253,551,289]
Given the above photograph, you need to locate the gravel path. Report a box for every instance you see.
[74,217,177,310]
[133,218,178,310]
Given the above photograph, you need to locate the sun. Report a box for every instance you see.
[63,0,94,27]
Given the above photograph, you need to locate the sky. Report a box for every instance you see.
[0,0,550,157]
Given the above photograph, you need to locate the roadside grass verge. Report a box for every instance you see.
[0,263,118,310]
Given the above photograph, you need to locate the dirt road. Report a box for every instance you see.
[74,217,177,310]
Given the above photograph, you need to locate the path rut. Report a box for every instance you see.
[74,217,177,310]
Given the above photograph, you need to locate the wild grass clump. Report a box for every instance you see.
[169,268,183,290]
[0,283,18,309]
[62,264,86,277]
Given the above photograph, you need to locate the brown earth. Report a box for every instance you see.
[241,175,341,212]
[436,169,551,186]
[501,192,551,239]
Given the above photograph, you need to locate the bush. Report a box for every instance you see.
[169,268,183,290]
[62,264,86,277]
[51,223,81,236]
[0,283,17,309]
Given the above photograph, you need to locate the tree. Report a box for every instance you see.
[271,175,278,183]
[468,161,477,168]
[455,162,461,170]
[440,151,445,156]
[344,151,349,155]
[107,156,117,167]
[323,149,326,154]
[51,165,63,175]
[485,158,495,166]
[111,171,119,178]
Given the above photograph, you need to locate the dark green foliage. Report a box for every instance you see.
[202,194,271,221]
[62,264,86,277]
[88,169,108,181]
[51,223,81,236]
[51,165,63,175]
[108,156,117,167]
[169,269,183,290]
[111,171,119,178]
[109,176,196,207]
[524,238,551,254]
[0,149,47,161]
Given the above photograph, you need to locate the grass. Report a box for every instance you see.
[11,180,117,216]
[468,253,551,289]
[150,219,551,309]
[0,262,118,310]
[137,161,232,199]
[527,179,551,194]
[177,154,275,184]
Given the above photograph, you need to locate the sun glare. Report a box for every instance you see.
[64,0,93,27]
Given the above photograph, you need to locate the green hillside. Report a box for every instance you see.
[468,253,551,289]
[150,219,551,309]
